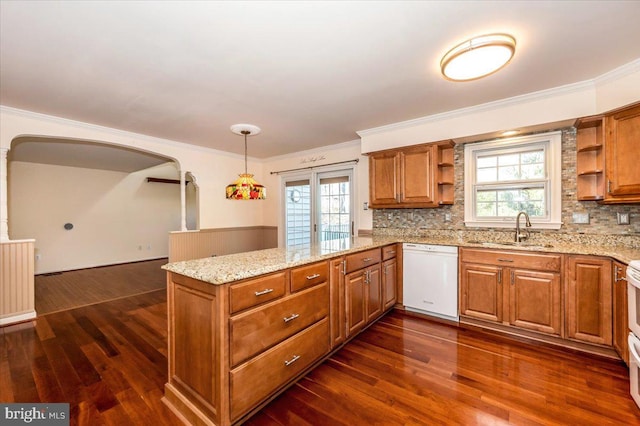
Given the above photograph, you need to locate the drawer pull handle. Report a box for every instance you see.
[387,250,396,254]
[284,355,301,366]
[254,288,274,296]
[306,273,321,280]
[283,313,300,323]
[362,257,373,262]
[497,258,514,263]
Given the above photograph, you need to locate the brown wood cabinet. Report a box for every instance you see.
[459,248,562,337]
[329,257,346,349]
[613,261,629,364]
[368,141,454,208]
[605,103,640,202]
[565,255,612,346]
[575,102,640,203]
[165,261,331,426]
[382,244,398,310]
[344,247,391,339]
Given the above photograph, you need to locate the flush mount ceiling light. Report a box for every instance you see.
[225,124,266,200]
[440,33,516,81]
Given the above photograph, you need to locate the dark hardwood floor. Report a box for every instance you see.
[2,288,639,425]
[35,259,168,314]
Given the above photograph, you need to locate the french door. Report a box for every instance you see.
[283,168,354,247]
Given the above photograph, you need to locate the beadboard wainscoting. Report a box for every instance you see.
[0,239,36,325]
[169,226,278,262]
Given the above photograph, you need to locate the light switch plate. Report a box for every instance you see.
[617,212,630,225]
[572,213,590,224]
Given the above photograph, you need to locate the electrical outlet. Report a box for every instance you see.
[444,212,452,222]
[572,213,590,224]
[617,212,630,225]
[35,254,41,261]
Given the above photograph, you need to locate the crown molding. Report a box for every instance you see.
[265,138,361,163]
[356,79,595,138]
[0,105,242,159]
[593,58,640,85]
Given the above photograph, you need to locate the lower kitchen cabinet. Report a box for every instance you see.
[382,243,399,310]
[346,263,382,337]
[565,255,612,346]
[510,268,561,335]
[329,257,346,349]
[459,248,562,337]
[460,263,502,323]
[383,257,397,310]
[613,261,629,364]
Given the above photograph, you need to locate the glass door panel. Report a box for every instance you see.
[285,179,311,247]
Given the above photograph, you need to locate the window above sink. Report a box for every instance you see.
[464,131,563,229]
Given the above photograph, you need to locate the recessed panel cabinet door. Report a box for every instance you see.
[605,103,640,201]
[613,261,629,364]
[346,270,366,338]
[366,265,382,322]
[369,152,399,206]
[400,146,436,206]
[382,258,397,310]
[509,269,561,336]
[566,256,612,346]
[460,263,502,323]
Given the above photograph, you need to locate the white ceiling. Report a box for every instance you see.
[1,1,639,159]
[9,137,173,173]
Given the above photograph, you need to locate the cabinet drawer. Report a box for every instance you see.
[382,244,398,261]
[230,318,329,420]
[230,271,287,314]
[460,248,561,272]
[345,248,381,274]
[230,283,328,367]
[290,261,328,293]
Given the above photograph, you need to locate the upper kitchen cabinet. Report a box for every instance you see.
[605,103,640,202]
[368,141,454,208]
[575,102,640,203]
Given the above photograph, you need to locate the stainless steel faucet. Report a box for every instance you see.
[515,211,532,242]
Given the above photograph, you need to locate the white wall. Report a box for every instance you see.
[9,161,181,273]
[262,140,372,247]
[0,107,268,241]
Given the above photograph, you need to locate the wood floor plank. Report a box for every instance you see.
[3,261,639,425]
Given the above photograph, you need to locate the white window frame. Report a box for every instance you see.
[280,163,357,246]
[464,131,562,229]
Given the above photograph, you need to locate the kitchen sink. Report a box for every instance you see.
[467,241,554,250]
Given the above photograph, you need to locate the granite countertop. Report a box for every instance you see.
[163,233,640,285]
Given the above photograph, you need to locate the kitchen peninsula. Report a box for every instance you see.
[162,232,639,425]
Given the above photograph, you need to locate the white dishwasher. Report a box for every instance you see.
[403,243,459,321]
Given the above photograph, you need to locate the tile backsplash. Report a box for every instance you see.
[372,128,640,237]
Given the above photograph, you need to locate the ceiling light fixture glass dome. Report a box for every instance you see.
[440,33,516,82]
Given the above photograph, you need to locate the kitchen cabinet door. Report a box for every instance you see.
[382,257,397,310]
[565,256,612,346]
[605,103,640,202]
[369,151,400,207]
[509,269,561,336]
[346,269,367,338]
[329,258,346,349]
[399,146,437,206]
[460,263,503,323]
[366,265,383,322]
[613,261,629,364]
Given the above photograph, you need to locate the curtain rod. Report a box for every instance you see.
[270,159,359,175]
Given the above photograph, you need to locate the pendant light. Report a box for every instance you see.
[440,33,516,81]
[225,124,266,200]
